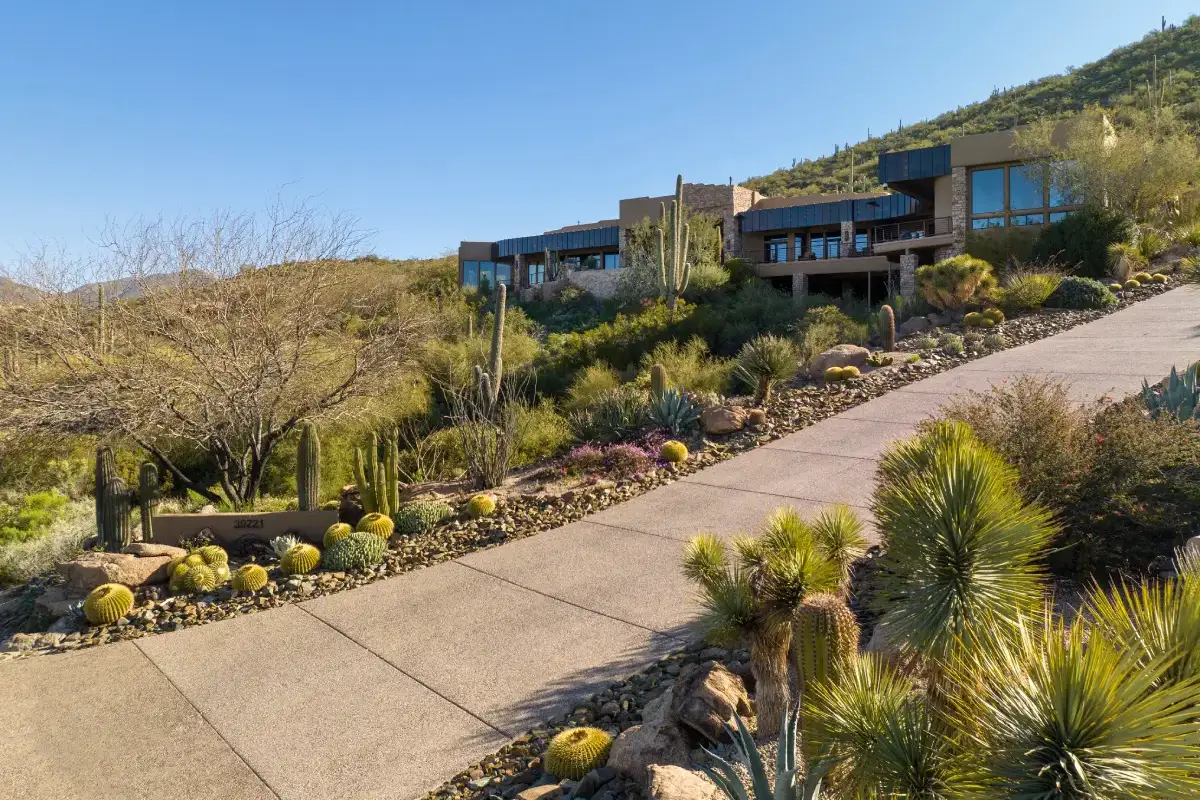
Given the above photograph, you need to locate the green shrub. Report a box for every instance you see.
[915,255,997,311]
[563,364,622,413]
[0,490,71,546]
[1030,207,1135,279]
[637,337,733,396]
[734,335,800,404]
[513,401,571,466]
[1137,226,1170,262]
[1045,276,1118,310]
[914,335,938,350]
[938,333,965,355]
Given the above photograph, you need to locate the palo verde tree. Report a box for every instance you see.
[0,198,430,508]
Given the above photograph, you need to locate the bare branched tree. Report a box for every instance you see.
[0,198,430,508]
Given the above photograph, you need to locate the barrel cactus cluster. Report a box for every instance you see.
[168,545,230,594]
[824,365,861,382]
[392,501,454,535]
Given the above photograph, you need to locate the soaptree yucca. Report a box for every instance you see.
[871,421,1056,661]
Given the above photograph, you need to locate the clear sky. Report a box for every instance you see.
[0,1,1194,266]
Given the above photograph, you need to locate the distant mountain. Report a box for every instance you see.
[0,277,43,305]
[744,16,1200,196]
[66,272,216,305]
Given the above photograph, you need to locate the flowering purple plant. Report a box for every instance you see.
[563,445,606,476]
[604,443,657,477]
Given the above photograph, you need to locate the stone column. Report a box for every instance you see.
[840,221,855,256]
[899,254,918,301]
[950,166,968,256]
[792,272,808,298]
[514,254,527,289]
[617,228,627,269]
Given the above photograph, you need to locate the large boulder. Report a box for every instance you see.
[647,766,723,800]
[669,662,751,744]
[34,586,85,617]
[897,315,931,338]
[57,552,172,590]
[608,689,690,787]
[809,344,870,378]
[700,406,747,436]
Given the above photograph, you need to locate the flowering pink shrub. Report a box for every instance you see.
[563,445,606,475]
[603,443,656,477]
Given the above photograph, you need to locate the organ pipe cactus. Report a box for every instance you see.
[1142,363,1200,421]
[94,446,117,547]
[659,174,691,312]
[879,304,895,351]
[354,431,394,516]
[296,420,320,511]
[138,462,158,541]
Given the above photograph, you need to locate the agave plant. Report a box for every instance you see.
[1141,362,1200,421]
[270,535,300,560]
[946,608,1200,798]
[648,387,702,436]
[735,335,799,405]
[566,387,651,443]
[871,421,1056,662]
[703,707,831,800]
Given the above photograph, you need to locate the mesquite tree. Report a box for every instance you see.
[0,199,430,508]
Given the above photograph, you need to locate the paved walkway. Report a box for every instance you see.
[2,288,1198,800]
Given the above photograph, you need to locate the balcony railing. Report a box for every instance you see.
[871,217,951,245]
[732,242,875,264]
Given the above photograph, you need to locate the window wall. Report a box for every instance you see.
[461,260,512,289]
[528,262,545,286]
[764,235,788,263]
[969,162,1079,230]
[604,253,620,270]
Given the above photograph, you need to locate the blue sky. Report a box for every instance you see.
[0,1,1193,266]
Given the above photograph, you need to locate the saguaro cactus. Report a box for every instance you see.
[658,174,691,312]
[99,476,132,552]
[650,363,668,400]
[94,446,118,547]
[475,283,505,410]
[138,462,158,541]
[879,304,896,351]
[297,420,321,511]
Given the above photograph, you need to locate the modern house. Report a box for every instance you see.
[458,126,1082,302]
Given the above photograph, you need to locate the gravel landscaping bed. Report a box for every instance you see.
[0,280,1177,660]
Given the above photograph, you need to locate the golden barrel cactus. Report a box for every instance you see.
[355,512,395,540]
[83,583,135,625]
[544,727,613,780]
[660,440,688,464]
[196,545,228,567]
[323,522,354,549]
[466,494,497,518]
[284,543,321,575]
[181,563,217,594]
[232,564,269,593]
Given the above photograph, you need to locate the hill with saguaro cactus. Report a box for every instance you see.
[745,16,1200,196]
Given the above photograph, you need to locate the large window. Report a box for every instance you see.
[810,235,824,260]
[855,230,868,253]
[1008,166,1044,211]
[970,162,1081,230]
[478,261,495,290]
[604,253,620,270]
[528,261,545,286]
[462,260,479,287]
[971,168,1005,214]
[764,235,788,263]
[494,263,511,287]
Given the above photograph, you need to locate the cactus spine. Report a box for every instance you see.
[650,363,668,400]
[792,593,860,693]
[297,420,320,511]
[475,283,506,410]
[138,462,158,541]
[879,304,896,351]
[99,476,132,552]
[658,174,691,312]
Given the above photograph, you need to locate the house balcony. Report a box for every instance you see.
[869,217,953,255]
[732,245,893,278]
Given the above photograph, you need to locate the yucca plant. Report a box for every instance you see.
[735,335,799,405]
[915,255,997,311]
[803,654,952,799]
[1088,577,1200,688]
[809,503,867,587]
[1106,241,1145,282]
[871,421,1056,662]
[1137,225,1170,262]
[946,608,1200,798]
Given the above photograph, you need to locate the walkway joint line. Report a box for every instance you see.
[132,642,284,800]
[292,604,514,739]
[678,479,874,510]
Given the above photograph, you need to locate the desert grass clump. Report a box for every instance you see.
[734,334,799,405]
[997,266,1062,313]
